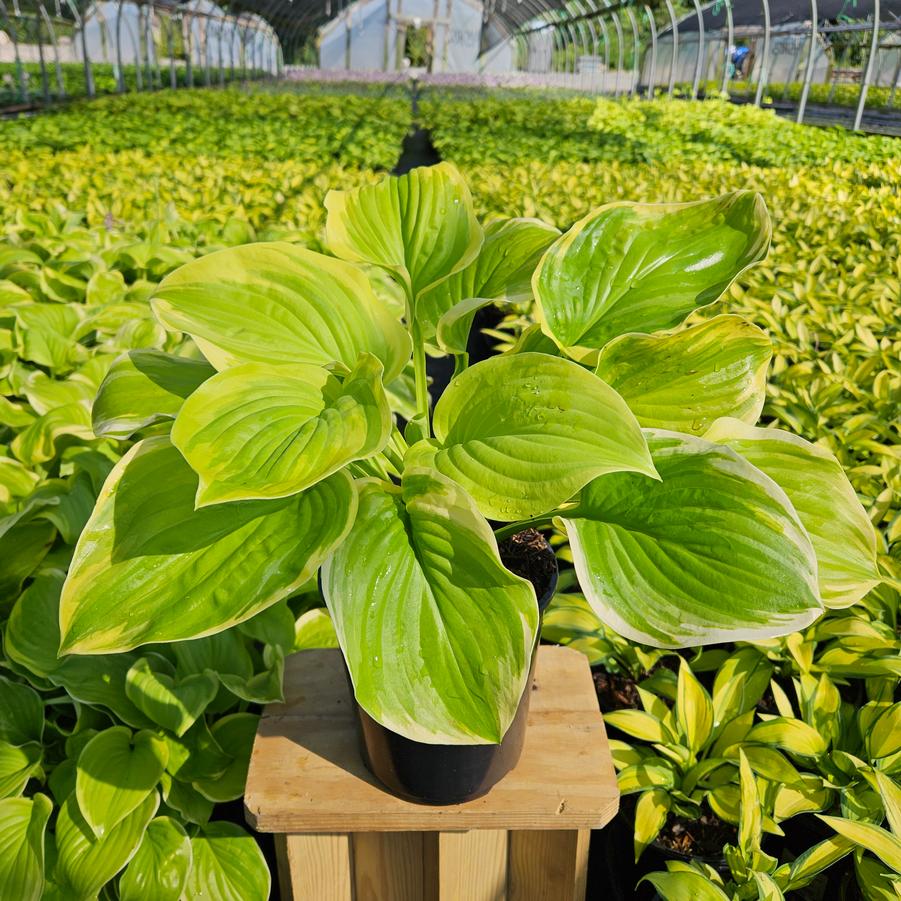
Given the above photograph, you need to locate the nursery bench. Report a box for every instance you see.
[244,645,619,901]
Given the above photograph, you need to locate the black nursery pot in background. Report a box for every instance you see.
[350,529,558,806]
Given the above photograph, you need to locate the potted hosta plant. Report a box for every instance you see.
[56,162,879,805]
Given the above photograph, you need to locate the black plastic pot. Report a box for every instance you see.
[349,530,558,805]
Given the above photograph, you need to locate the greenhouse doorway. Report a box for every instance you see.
[398,21,434,72]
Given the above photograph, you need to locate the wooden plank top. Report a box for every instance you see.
[244,645,619,833]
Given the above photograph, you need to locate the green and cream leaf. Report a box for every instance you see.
[322,470,538,744]
[419,217,560,340]
[92,350,214,439]
[172,354,390,506]
[325,161,482,300]
[595,316,772,435]
[58,437,356,653]
[563,431,822,648]
[151,242,410,380]
[704,418,881,608]
[405,353,657,521]
[534,192,771,359]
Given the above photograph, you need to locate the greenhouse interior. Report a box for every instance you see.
[1,0,899,894]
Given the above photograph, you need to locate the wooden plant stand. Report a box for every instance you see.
[244,645,619,901]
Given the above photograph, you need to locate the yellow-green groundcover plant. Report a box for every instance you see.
[52,161,882,760]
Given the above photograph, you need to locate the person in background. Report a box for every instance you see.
[731,44,751,78]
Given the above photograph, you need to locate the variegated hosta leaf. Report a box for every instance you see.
[786,835,855,890]
[595,316,772,435]
[704,418,881,608]
[634,788,670,862]
[172,353,391,506]
[641,870,732,901]
[563,430,822,648]
[151,242,410,380]
[325,161,483,300]
[676,660,714,753]
[405,352,657,521]
[58,437,356,654]
[817,816,901,874]
[322,470,538,744]
[534,192,771,359]
[92,350,215,440]
[418,217,560,340]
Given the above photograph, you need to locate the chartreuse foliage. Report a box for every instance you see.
[1,87,899,898]
[643,730,901,899]
[55,158,870,768]
[0,162,299,899]
[607,599,900,894]
[533,193,771,361]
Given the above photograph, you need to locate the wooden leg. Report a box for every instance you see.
[353,832,425,901]
[275,833,352,901]
[508,829,592,901]
[423,830,508,901]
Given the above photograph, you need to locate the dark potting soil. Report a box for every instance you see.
[592,657,679,713]
[498,528,557,604]
[656,811,737,858]
[593,670,640,712]
[757,689,780,716]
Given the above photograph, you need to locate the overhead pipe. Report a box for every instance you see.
[690,0,704,98]
[184,10,194,87]
[754,0,771,105]
[720,0,733,94]
[588,9,605,94]
[65,0,95,97]
[0,1,26,103]
[149,1,161,88]
[201,12,212,86]
[644,4,657,98]
[218,13,226,85]
[559,15,576,78]
[230,12,239,81]
[571,0,596,90]
[566,17,583,81]
[115,0,126,91]
[38,1,65,97]
[165,11,176,88]
[796,0,818,122]
[854,0,880,130]
[28,9,51,102]
[579,4,602,93]
[132,6,144,90]
[595,12,610,93]
[602,0,624,97]
[664,0,677,96]
[625,4,639,97]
